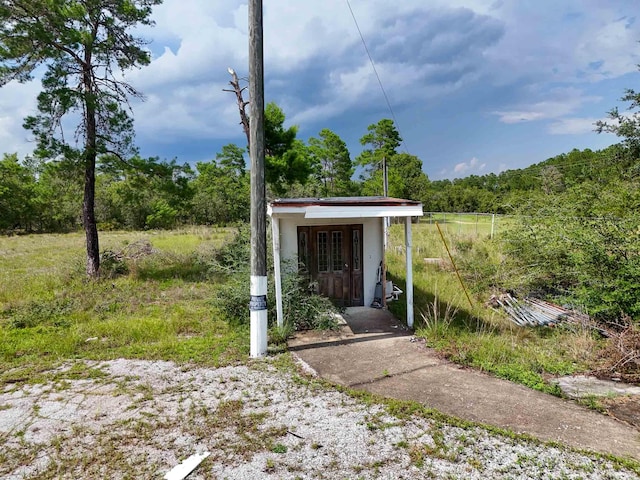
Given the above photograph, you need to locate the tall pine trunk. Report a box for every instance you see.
[83,62,99,278]
[83,145,99,278]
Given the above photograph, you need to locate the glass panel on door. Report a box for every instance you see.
[331,231,343,272]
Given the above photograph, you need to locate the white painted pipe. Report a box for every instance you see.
[271,217,283,327]
[250,275,268,357]
[405,216,414,328]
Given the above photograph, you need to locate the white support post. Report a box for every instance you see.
[250,275,268,357]
[271,217,283,327]
[405,216,414,328]
[381,216,387,307]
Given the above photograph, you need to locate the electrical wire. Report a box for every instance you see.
[345,0,409,154]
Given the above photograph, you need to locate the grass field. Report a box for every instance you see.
[0,227,247,384]
[419,212,518,239]
[387,223,604,395]
[0,224,609,395]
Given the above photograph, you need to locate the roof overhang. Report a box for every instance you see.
[267,196,423,219]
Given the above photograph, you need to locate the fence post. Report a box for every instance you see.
[491,213,495,239]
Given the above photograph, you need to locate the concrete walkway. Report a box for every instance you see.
[289,307,640,460]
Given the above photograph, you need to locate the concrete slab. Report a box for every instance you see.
[554,375,640,399]
[289,307,640,460]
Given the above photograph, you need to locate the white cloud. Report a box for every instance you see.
[453,156,486,175]
[480,1,640,85]
[548,114,630,136]
[548,117,600,135]
[493,111,546,124]
[0,81,40,157]
[493,87,600,124]
[574,14,640,80]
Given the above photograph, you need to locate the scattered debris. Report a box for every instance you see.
[601,395,640,428]
[118,239,157,260]
[330,312,347,326]
[100,239,157,278]
[594,323,640,384]
[488,293,590,327]
[423,257,448,269]
[164,452,210,480]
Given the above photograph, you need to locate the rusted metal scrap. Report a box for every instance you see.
[488,293,590,327]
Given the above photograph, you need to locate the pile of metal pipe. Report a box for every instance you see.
[490,293,589,327]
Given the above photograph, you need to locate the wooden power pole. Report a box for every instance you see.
[248,0,267,357]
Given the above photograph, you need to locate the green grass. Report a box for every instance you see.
[0,224,607,397]
[0,228,247,386]
[418,213,518,239]
[420,213,496,238]
[387,223,604,395]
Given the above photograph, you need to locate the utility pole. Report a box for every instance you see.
[248,0,267,357]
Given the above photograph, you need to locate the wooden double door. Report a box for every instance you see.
[297,224,364,307]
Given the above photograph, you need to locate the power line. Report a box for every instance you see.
[345,0,409,154]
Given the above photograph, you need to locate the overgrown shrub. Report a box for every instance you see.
[215,273,250,327]
[204,225,251,275]
[454,238,504,294]
[269,321,295,346]
[212,227,340,331]
[502,212,640,324]
[280,271,340,331]
[216,270,340,331]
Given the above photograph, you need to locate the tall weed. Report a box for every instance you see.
[387,223,600,395]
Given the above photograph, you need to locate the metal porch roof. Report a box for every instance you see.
[267,196,423,218]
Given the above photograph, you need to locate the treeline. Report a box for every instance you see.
[3,128,638,234]
[3,123,639,236]
[0,106,431,233]
[424,143,637,213]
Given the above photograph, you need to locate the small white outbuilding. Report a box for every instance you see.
[267,196,423,328]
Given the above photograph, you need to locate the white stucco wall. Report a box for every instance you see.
[275,215,383,306]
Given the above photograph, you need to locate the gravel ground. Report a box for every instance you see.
[0,358,637,479]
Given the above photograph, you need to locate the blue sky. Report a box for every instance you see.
[0,0,639,180]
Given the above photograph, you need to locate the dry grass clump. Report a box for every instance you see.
[595,322,640,384]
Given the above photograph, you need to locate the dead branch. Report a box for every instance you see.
[224,68,250,148]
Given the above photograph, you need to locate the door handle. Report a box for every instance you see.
[344,263,349,270]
